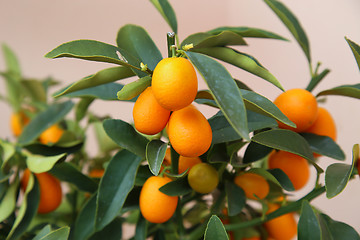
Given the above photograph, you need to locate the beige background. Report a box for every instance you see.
[1,0,360,236]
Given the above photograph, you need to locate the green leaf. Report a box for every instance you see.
[45,40,135,68]
[325,144,358,198]
[345,37,360,71]
[243,141,273,164]
[305,69,330,92]
[248,168,294,192]
[93,120,120,154]
[301,133,345,160]
[39,226,70,240]
[21,79,47,103]
[319,213,360,240]
[18,101,74,145]
[75,97,94,121]
[24,141,84,157]
[186,51,250,141]
[207,26,288,40]
[2,43,21,77]
[50,162,98,193]
[0,139,16,166]
[32,225,52,240]
[96,150,142,231]
[317,83,360,99]
[0,72,22,110]
[54,67,135,98]
[146,140,167,176]
[103,119,149,158]
[159,176,192,196]
[0,177,19,222]
[89,218,122,240]
[264,0,311,63]
[150,0,178,33]
[225,181,245,216]
[134,214,147,240]
[204,215,229,240]
[298,200,321,240]
[116,24,162,72]
[191,47,284,91]
[181,31,247,49]
[26,153,67,173]
[117,76,151,100]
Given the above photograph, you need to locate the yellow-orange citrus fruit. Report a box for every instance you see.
[268,150,310,190]
[39,124,64,145]
[10,111,29,137]
[357,158,360,177]
[139,176,178,223]
[133,87,171,135]
[167,105,212,157]
[21,169,62,214]
[274,88,318,132]
[264,203,297,240]
[89,168,105,178]
[152,57,198,111]
[163,148,202,174]
[305,107,336,141]
[188,163,219,194]
[243,237,261,240]
[234,172,270,200]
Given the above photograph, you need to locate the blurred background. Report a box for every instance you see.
[1,0,360,235]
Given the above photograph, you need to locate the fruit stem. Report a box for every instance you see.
[167,32,176,58]
[175,198,186,237]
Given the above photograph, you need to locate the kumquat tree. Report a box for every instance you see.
[1,0,360,239]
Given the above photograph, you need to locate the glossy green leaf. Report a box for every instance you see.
[62,83,127,101]
[204,215,229,240]
[24,141,83,156]
[2,43,21,77]
[325,144,358,198]
[249,168,294,192]
[117,76,151,100]
[225,181,245,216]
[54,67,135,98]
[135,165,153,186]
[186,51,250,141]
[96,150,142,231]
[116,24,162,72]
[319,213,360,240]
[103,119,149,158]
[264,0,311,63]
[146,140,167,176]
[21,79,47,103]
[45,40,135,68]
[18,101,74,145]
[150,0,177,33]
[301,133,345,160]
[32,225,51,240]
[305,69,330,92]
[39,226,70,240]
[0,177,18,222]
[243,141,273,164]
[159,176,192,196]
[50,162,98,193]
[207,26,288,40]
[26,153,66,173]
[317,83,360,99]
[181,31,247,49]
[345,37,360,71]
[89,218,122,240]
[298,200,321,240]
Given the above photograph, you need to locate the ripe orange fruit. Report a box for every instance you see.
[152,57,198,111]
[167,105,212,157]
[188,163,219,194]
[139,176,178,223]
[305,107,336,141]
[243,237,261,240]
[133,87,171,135]
[10,111,29,137]
[39,124,64,145]
[89,168,105,178]
[234,172,270,200]
[268,150,310,190]
[274,88,318,132]
[264,203,297,240]
[21,169,62,214]
[163,148,202,174]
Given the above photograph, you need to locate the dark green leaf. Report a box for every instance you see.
[150,0,177,33]
[181,31,247,49]
[134,214,147,240]
[24,141,84,156]
[159,176,192,196]
[248,168,294,192]
[264,0,311,63]
[96,150,142,231]
[54,67,135,98]
[301,133,345,160]
[146,140,167,176]
[191,47,284,91]
[63,83,127,101]
[186,51,250,141]
[204,215,229,240]
[40,226,70,240]
[225,181,245,216]
[325,144,358,198]
[75,97,94,121]
[117,76,151,100]
[319,213,360,240]
[207,26,288,40]
[89,218,122,240]
[345,37,360,71]
[298,200,321,240]
[305,69,330,92]
[103,119,149,158]
[317,83,360,99]
[18,101,74,145]
[243,141,273,164]
[135,165,153,186]
[50,162,98,193]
